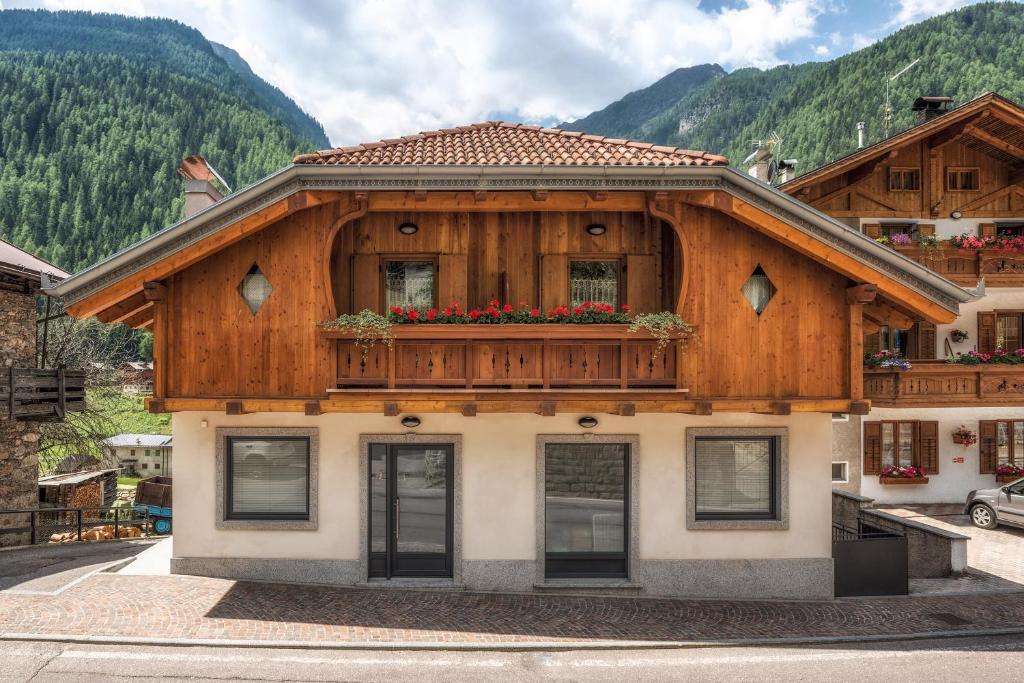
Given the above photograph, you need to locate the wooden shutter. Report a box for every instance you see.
[979,420,998,474]
[625,254,657,313]
[916,321,937,359]
[540,254,568,314]
[980,223,997,238]
[438,254,468,309]
[351,254,380,312]
[917,421,939,474]
[863,223,881,238]
[864,331,881,357]
[863,421,882,475]
[978,312,997,353]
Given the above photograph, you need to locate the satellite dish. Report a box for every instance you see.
[767,159,779,184]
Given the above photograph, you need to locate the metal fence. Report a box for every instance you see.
[832,522,908,596]
[569,278,618,307]
[0,506,153,546]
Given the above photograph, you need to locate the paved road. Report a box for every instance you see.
[0,540,156,594]
[3,634,1024,682]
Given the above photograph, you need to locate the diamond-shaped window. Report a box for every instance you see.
[238,264,272,314]
[740,265,776,315]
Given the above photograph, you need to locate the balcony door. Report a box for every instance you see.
[369,443,453,578]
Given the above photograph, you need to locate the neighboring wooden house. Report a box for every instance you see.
[782,92,1024,504]
[0,240,83,546]
[49,123,970,599]
[103,433,172,475]
[120,361,154,394]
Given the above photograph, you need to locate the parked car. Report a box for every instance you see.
[965,479,1024,529]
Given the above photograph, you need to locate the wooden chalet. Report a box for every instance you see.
[782,93,1024,504]
[49,122,971,597]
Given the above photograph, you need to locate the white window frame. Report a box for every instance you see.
[831,461,849,484]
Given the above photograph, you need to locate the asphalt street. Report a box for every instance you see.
[2,632,1024,682]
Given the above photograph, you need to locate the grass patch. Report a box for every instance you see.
[117,476,142,487]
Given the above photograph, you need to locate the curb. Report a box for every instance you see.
[4,626,1024,652]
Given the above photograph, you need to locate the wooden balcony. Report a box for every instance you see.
[321,324,686,393]
[893,245,1024,287]
[1,368,86,421]
[865,361,1024,407]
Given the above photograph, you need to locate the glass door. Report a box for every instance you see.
[369,444,453,578]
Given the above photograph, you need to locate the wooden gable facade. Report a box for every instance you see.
[52,125,967,417]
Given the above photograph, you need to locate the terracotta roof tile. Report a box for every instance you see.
[292,121,729,167]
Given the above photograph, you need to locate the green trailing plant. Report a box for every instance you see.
[321,310,394,359]
[918,233,942,262]
[628,312,693,353]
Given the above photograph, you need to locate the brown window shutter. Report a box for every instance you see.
[864,223,881,238]
[625,254,657,313]
[917,223,936,237]
[979,420,998,474]
[438,254,468,309]
[863,421,882,475]
[540,254,569,314]
[864,331,881,357]
[918,421,939,474]
[977,312,996,353]
[980,223,997,238]
[916,322,937,359]
[351,254,381,313]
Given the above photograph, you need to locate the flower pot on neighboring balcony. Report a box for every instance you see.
[997,473,1023,484]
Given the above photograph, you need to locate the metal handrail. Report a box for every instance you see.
[0,506,151,544]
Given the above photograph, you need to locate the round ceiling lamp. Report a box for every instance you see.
[585,223,607,236]
[578,416,598,429]
[400,416,421,428]
[398,222,419,235]
[950,211,963,220]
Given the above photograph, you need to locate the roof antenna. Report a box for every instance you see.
[882,58,920,139]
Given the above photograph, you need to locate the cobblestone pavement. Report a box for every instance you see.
[2,573,1024,645]
[880,505,1024,594]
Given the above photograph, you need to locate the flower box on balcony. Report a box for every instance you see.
[880,476,930,485]
[996,474,1022,484]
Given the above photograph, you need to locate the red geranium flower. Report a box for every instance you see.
[573,306,584,315]
[443,308,452,316]
[407,309,420,321]
[389,306,404,315]
[469,309,481,320]
[427,309,437,321]
[489,299,500,307]
[621,304,630,312]
[502,304,513,313]
[530,309,540,317]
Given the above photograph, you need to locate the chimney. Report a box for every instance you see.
[176,155,230,218]
[745,143,773,183]
[910,96,954,125]
[856,122,866,149]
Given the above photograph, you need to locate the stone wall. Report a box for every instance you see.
[0,288,39,546]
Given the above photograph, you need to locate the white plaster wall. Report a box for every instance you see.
[172,411,832,565]
[856,218,1024,240]
[860,406,1024,505]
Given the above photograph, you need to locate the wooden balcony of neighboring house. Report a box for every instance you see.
[0,368,86,421]
[320,324,689,409]
[864,360,1024,407]
[891,244,1024,287]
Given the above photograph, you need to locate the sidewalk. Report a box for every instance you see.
[2,572,1024,649]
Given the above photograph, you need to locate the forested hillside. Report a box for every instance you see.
[565,2,1024,175]
[0,9,328,271]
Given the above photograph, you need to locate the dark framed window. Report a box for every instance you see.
[568,259,621,308]
[996,223,1024,238]
[946,167,979,191]
[879,223,918,240]
[226,436,310,520]
[383,259,436,310]
[694,436,778,521]
[831,462,849,483]
[544,442,629,578]
[996,311,1023,351]
[888,168,920,192]
[992,420,1024,468]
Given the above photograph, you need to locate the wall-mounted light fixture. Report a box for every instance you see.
[401,416,421,428]
[578,416,598,429]
[398,222,419,235]
[950,211,963,220]
[585,223,607,236]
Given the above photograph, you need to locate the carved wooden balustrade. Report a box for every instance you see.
[893,245,1024,287]
[320,324,685,391]
[865,361,1024,407]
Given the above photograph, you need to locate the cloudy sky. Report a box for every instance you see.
[2,0,987,146]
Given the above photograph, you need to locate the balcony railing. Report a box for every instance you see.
[321,324,686,391]
[893,245,1024,286]
[865,361,1024,406]
[1,368,86,421]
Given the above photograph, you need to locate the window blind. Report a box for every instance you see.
[694,438,774,518]
[228,438,309,519]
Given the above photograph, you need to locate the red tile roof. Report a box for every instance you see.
[293,122,729,167]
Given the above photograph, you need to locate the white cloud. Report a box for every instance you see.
[813,44,829,56]
[9,0,828,145]
[889,0,973,27]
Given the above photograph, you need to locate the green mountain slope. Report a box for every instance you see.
[565,2,1024,175]
[0,9,328,271]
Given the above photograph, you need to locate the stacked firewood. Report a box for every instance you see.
[68,482,102,509]
[49,525,143,543]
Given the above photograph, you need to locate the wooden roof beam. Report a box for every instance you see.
[864,300,916,330]
[94,291,148,324]
[965,124,1024,160]
[846,149,899,186]
[120,304,154,330]
[846,283,878,304]
[926,113,985,150]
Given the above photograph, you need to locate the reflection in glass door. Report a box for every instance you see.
[369,444,453,578]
